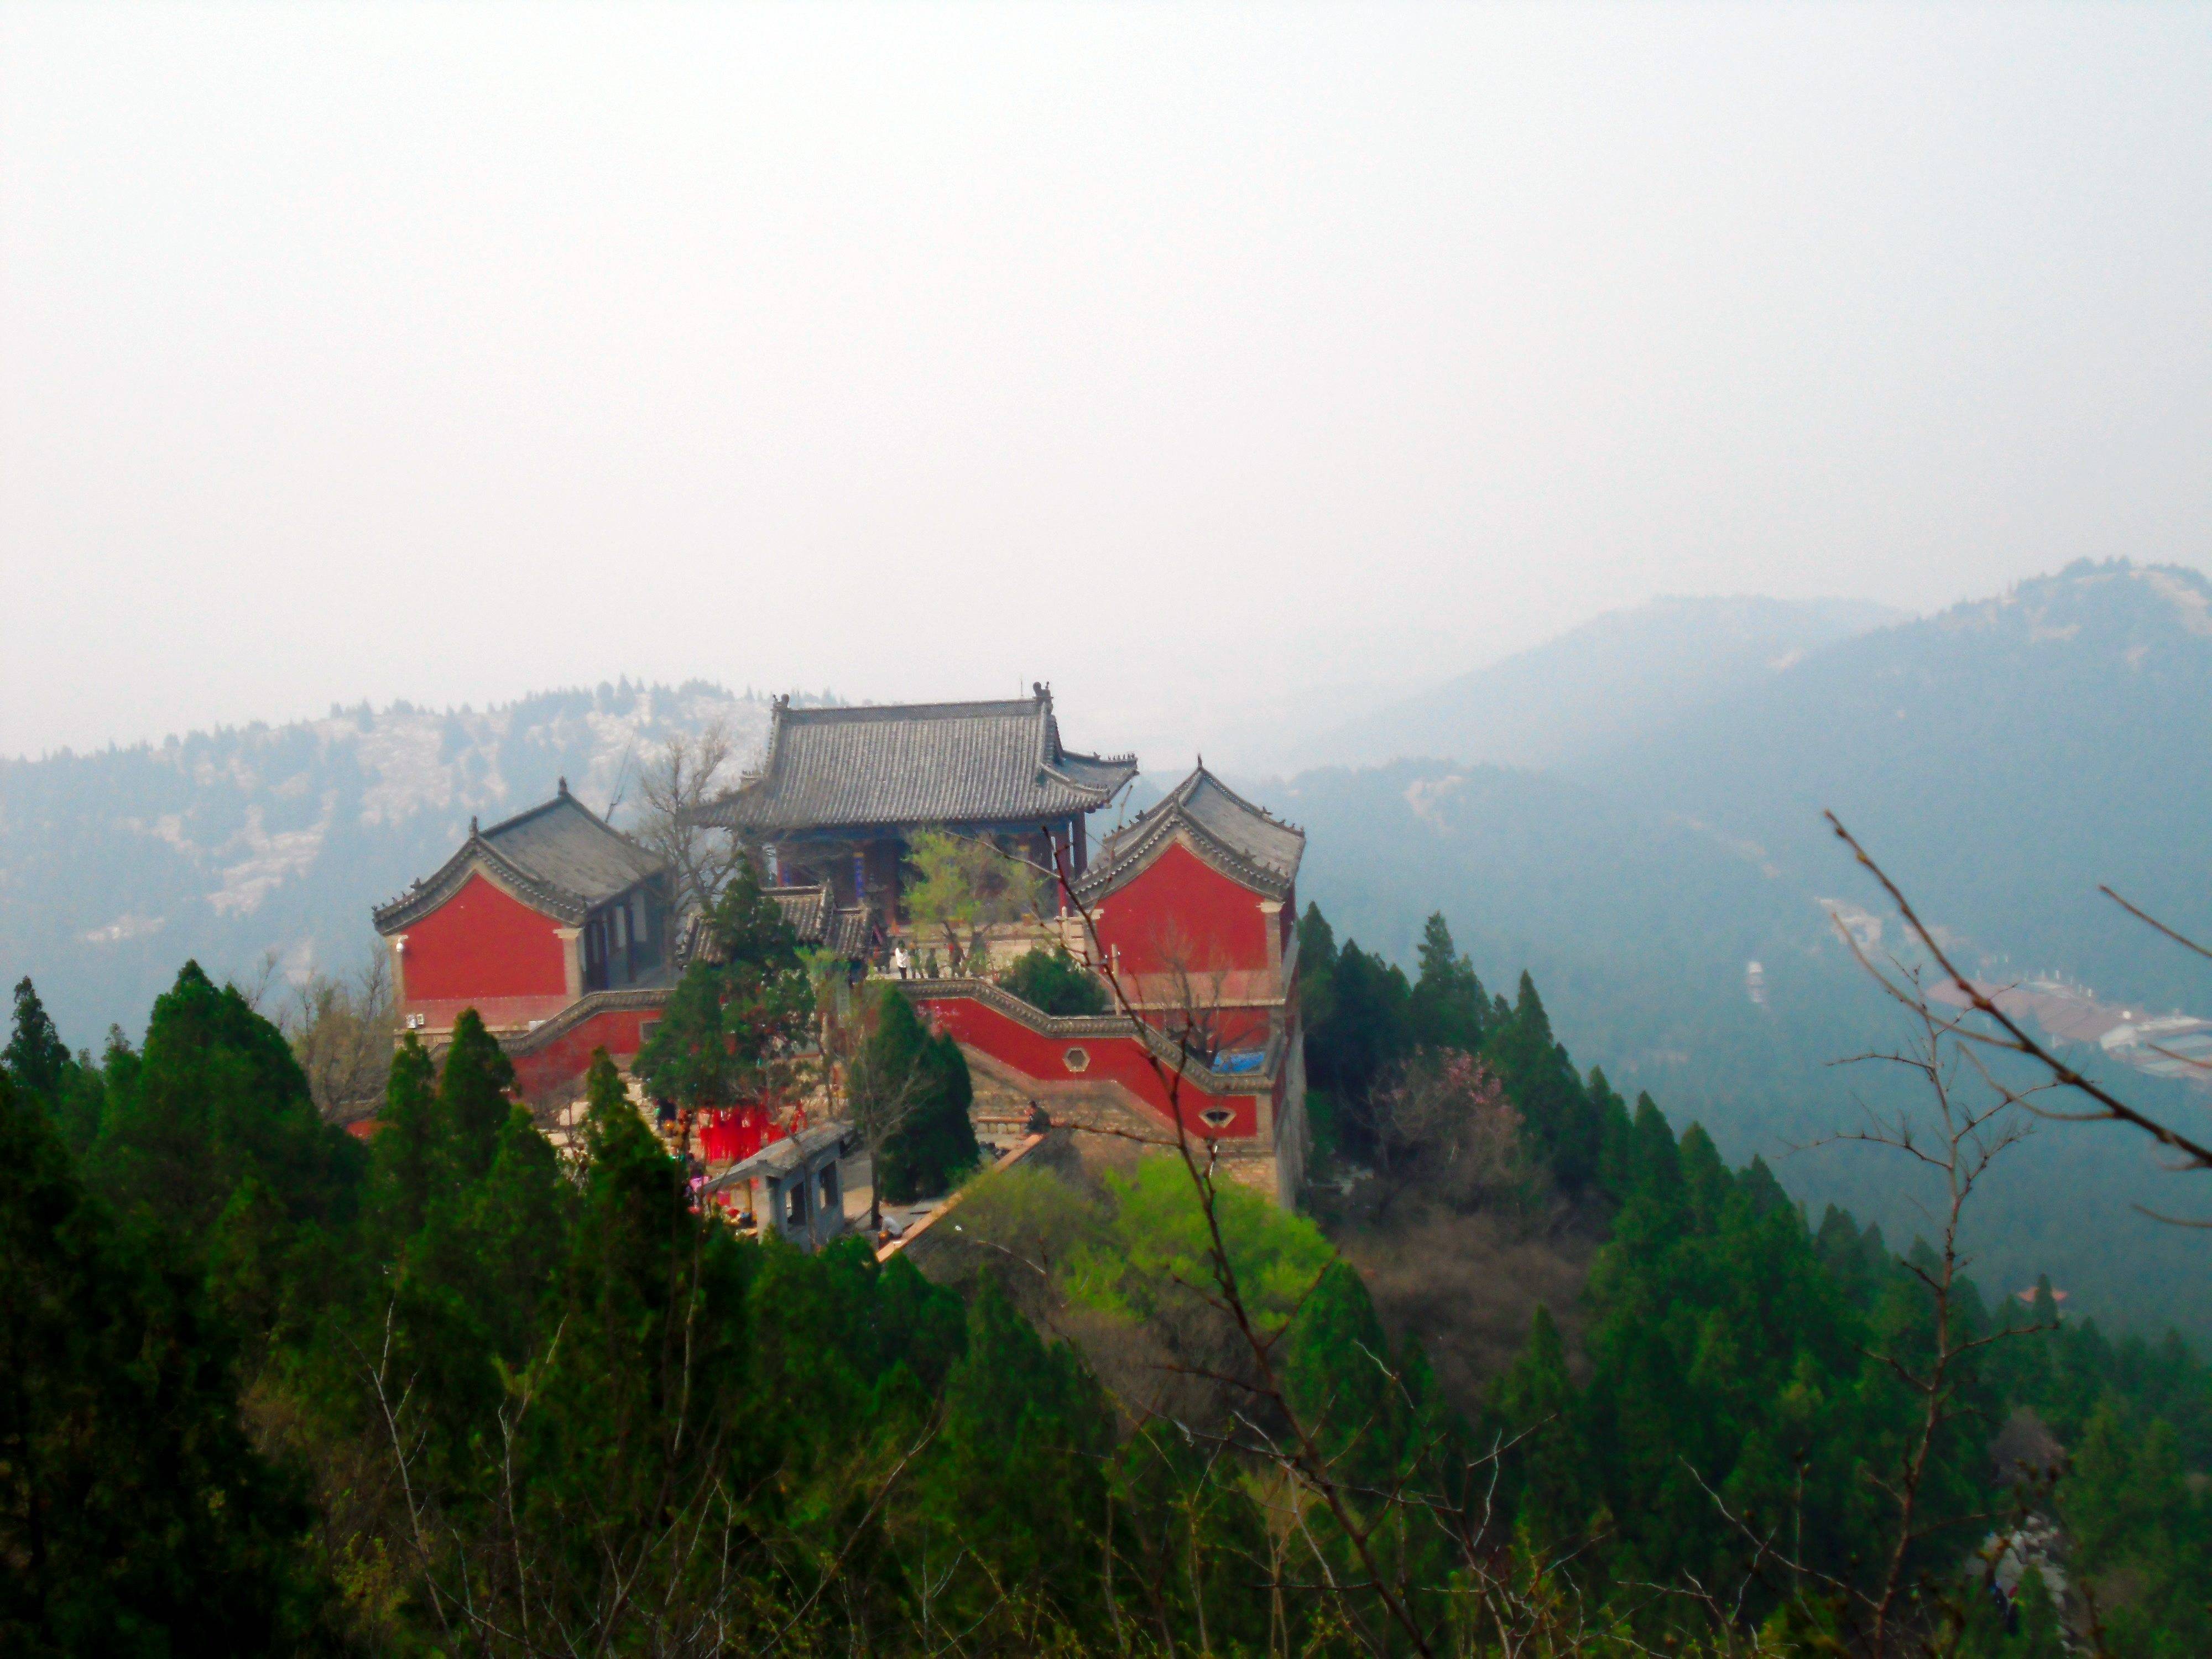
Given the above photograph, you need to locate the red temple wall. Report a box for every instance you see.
[913,992,1260,1140]
[1092,842,1273,980]
[508,1006,656,1098]
[399,873,569,1004]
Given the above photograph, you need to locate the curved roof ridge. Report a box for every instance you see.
[1077,765,1303,903]
[373,831,588,931]
[688,688,1136,833]
[373,787,659,932]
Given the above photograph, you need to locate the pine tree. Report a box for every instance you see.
[3,977,70,1103]
[515,1050,758,1634]
[0,1073,321,1652]
[1493,1304,1585,1545]
[366,1033,442,1243]
[1309,943,1412,1154]
[633,858,814,1110]
[1408,912,1488,1052]
[1483,973,1599,1187]
[1589,1067,1636,1199]
[869,991,978,1203]
[926,1280,1114,1633]
[436,1008,517,1180]
[98,961,363,1241]
[4,979,102,1152]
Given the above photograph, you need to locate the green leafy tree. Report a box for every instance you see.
[903,827,1041,972]
[998,945,1108,1016]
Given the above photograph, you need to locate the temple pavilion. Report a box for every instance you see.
[684,685,1136,914]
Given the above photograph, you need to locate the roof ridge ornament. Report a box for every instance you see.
[557,775,568,796]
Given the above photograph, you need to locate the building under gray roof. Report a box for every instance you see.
[374,782,661,931]
[1079,766,1304,902]
[681,883,875,968]
[687,686,1136,837]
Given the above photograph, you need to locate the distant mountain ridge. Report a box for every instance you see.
[1590,559,2212,1010]
[1314,593,1905,771]
[1251,557,2212,1339]
[0,682,769,1047]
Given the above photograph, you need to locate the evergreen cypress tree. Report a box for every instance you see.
[436,1008,517,1180]
[1408,912,1488,1052]
[0,1073,321,1652]
[367,1033,442,1243]
[1483,973,1599,1188]
[869,990,978,1203]
[3,977,70,1103]
[1493,1303,1585,1545]
[98,961,363,1241]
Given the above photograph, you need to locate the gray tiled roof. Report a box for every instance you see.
[702,1120,857,1190]
[688,687,1136,834]
[1079,768,1303,902]
[481,792,658,904]
[684,884,877,964]
[374,785,659,930]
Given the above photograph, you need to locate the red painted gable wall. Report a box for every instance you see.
[1093,841,1271,978]
[509,1006,656,1099]
[399,872,569,1004]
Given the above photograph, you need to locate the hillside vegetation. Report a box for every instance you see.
[1266,561,2212,1340]
[9,934,2208,1655]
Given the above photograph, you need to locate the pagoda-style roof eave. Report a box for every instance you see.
[374,837,594,932]
[1076,770,1303,906]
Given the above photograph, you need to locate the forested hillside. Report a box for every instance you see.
[1263,561,2212,1341]
[7,924,2207,1655]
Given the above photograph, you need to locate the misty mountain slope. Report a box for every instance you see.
[1272,560,2212,1340]
[1275,753,2212,1342]
[0,682,765,1047]
[1311,594,1902,773]
[1588,559,2212,1013]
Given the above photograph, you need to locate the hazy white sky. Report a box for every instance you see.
[4,2,2209,765]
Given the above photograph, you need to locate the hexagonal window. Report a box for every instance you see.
[1062,1046,1091,1073]
[1198,1107,1236,1130]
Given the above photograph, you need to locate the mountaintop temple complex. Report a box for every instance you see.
[373,685,1309,1206]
